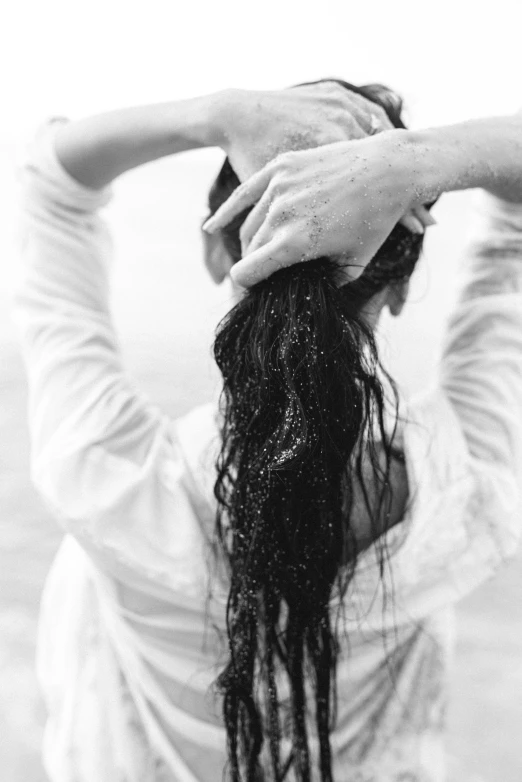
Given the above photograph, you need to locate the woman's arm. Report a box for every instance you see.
[16,118,166,501]
[53,94,228,189]
[398,119,522,535]
[411,113,522,204]
[14,92,235,520]
[16,85,396,525]
[17,92,247,485]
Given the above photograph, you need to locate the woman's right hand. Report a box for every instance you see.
[204,129,433,287]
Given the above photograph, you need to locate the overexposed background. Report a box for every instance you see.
[1,1,521,780]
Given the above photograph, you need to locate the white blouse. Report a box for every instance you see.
[15,118,522,782]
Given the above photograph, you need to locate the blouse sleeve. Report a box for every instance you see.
[14,119,208,594]
[441,191,522,479]
[398,190,522,605]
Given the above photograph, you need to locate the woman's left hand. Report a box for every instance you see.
[204,131,435,288]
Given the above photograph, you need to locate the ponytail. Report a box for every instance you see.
[213,259,398,781]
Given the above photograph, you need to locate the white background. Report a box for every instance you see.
[3,0,522,135]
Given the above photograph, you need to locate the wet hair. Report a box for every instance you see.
[208,80,432,782]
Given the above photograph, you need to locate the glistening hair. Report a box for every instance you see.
[208,80,431,782]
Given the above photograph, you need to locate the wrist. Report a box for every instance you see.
[55,94,232,189]
[185,89,235,150]
[407,116,522,202]
[209,88,248,153]
[405,125,480,201]
[375,128,431,210]
[159,91,229,152]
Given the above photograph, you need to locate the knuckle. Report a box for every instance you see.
[267,178,283,200]
[269,173,290,198]
[275,150,294,169]
[265,156,280,174]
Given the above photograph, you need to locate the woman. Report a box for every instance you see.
[16,81,521,782]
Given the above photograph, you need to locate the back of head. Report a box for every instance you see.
[209,81,429,782]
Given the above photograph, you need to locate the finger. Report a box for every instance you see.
[231,239,296,288]
[202,166,273,233]
[399,206,437,233]
[243,218,276,255]
[412,205,437,227]
[399,213,425,234]
[346,93,393,135]
[239,189,275,252]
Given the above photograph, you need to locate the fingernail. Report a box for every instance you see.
[411,217,425,234]
[230,273,246,290]
[423,212,437,227]
[202,217,217,234]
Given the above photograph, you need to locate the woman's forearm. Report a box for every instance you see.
[54,92,229,189]
[408,113,522,203]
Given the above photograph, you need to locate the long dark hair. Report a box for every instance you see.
[208,80,430,782]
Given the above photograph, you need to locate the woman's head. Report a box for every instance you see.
[209,81,430,782]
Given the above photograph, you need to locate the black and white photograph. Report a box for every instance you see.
[1,2,521,781]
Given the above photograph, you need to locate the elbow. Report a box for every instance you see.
[32,443,98,527]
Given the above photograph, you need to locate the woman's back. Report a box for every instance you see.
[35,400,442,782]
[34,374,487,781]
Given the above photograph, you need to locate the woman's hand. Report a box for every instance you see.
[219,82,394,182]
[204,130,433,287]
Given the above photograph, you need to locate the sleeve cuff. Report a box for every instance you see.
[23,117,113,211]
